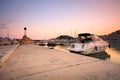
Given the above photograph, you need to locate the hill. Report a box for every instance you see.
[100,30,120,50]
[56,35,74,40]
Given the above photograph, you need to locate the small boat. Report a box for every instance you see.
[68,33,108,54]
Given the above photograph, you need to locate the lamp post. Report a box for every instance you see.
[24,27,27,36]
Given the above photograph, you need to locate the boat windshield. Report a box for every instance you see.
[78,33,93,43]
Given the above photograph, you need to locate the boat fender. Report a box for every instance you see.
[71,44,74,48]
[108,43,111,48]
[94,46,98,51]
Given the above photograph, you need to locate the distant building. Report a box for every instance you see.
[0,37,11,45]
[11,39,19,44]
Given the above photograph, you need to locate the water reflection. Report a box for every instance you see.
[54,45,69,52]
[86,51,110,60]
[105,48,120,64]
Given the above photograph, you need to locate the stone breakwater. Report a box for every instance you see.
[0,44,19,66]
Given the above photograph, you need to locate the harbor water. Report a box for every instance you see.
[105,48,120,64]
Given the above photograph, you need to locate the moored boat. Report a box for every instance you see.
[68,33,108,54]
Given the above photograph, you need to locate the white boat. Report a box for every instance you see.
[68,33,108,54]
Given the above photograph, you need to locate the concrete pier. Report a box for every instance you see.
[0,44,120,80]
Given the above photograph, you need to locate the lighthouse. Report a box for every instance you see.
[20,27,33,44]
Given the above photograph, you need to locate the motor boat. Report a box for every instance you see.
[68,33,108,54]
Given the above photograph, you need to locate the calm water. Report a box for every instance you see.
[53,45,120,64]
[105,48,120,64]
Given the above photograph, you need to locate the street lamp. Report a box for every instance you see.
[24,27,27,36]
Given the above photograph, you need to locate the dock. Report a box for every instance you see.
[0,44,120,80]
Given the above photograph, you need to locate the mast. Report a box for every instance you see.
[7,28,9,38]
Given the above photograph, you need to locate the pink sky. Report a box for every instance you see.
[0,0,120,39]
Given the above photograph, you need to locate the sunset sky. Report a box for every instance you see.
[0,0,120,39]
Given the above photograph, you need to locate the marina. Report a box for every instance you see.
[0,0,120,80]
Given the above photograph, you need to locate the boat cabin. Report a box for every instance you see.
[78,33,93,43]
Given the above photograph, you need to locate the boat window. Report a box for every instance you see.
[79,35,92,43]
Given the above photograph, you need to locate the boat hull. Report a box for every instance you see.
[68,42,108,55]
